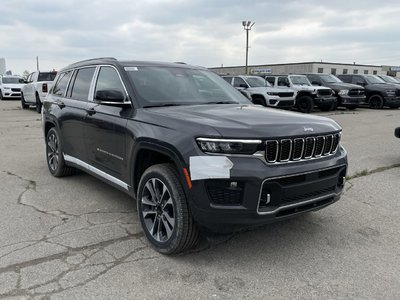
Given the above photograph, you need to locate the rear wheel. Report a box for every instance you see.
[369,95,384,109]
[35,94,42,113]
[46,127,75,177]
[21,93,29,109]
[137,163,200,254]
[297,95,314,113]
[0,90,3,101]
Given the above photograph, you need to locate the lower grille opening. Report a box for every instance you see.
[276,197,334,218]
[207,180,244,206]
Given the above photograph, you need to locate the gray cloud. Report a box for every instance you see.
[1,0,400,74]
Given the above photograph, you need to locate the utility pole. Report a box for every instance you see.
[242,21,255,75]
[36,56,39,71]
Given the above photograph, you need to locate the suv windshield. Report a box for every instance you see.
[364,75,385,84]
[38,72,57,82]
[244,76,271,87]
[289,75,311,86]
[2,77,25,84]
[319,74,342,83]
[380,75,399,84]
[126,66,250,107]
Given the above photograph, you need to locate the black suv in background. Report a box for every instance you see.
[42,58,347,254]
[338,74,400,109]
[304,73,365,110]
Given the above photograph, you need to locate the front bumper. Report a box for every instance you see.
[266,96,295,108]
[314,96,337,107]
[383,96,400,106]
[340,95,365,106]
[188,147,347,232]
[2,89,21,99]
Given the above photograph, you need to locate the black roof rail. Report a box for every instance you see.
[75,57,117,63]
[174,62,187,64]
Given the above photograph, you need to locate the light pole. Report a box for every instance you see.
[242,21,255,75]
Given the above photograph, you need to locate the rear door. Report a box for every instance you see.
[84,65,131,182]
[57,67,96,162]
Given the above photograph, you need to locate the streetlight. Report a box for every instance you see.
[242,21,255,75]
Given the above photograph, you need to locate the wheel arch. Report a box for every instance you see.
[130,141,188,198]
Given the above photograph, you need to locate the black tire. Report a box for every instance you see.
[35,94,42,113]
[369,95,384,109]
[346,105,357,110]
[297,95,314,113]
[137,163,200,254]
[46,127,75,177]
[0,90,3,101]
[252,96,267,107]
[21,93,29,109]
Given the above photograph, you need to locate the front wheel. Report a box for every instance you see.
[369,95,384,109]
[137,163,200,254]
[46,127,75,177]
[35,94,42,113]
[297,95,314,113]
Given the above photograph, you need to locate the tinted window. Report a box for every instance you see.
[265,77,275,86]
[38,72,57,82]
[343,69,348,74]
[331,68,336,75]
[277,77,290,87]
[222,77,232,84]
[353,69,358,74]
[70,67,96,101]
[233,77,247,88]
[95,67,125,98]
[364,70,369,74]
[338,75,351,83]
[318,68,323,73]
[52,71,72,96]
[352,76,364,85]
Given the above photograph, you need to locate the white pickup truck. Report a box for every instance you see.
[21,71,57,113]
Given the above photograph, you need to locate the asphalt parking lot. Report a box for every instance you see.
[0,101,399,299]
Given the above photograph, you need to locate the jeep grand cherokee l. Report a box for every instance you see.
[42,58,348,254]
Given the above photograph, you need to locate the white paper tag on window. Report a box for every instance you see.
[189,156,233,181]
[124,67,138,71]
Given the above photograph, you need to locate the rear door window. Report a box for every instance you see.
[70,67,96,101]
[233,77,247,88]
[52,71,72,97]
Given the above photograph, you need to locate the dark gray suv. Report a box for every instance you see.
[42,58,348,254]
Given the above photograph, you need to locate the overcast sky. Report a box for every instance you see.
[1,0,400,75]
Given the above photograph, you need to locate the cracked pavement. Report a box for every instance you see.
[0,101,399,299]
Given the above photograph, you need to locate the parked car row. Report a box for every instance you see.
[221,72,400,113]
[0,71,57,113]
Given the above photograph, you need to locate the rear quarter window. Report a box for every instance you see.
[70,67,96,101]
[52,71,72,97]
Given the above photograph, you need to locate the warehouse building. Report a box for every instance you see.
[210,61,397,77]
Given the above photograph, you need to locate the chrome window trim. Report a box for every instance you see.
[256,164,346,215]
[64,154,129,190]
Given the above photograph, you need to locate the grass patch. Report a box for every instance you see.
[346,163,400,180]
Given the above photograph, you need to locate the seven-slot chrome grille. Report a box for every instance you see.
[265,133,340,163]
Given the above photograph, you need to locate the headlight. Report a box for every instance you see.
[338,90,349,95]
[196,138,261,154]
[4,87,11,90]
[267,92,279,96]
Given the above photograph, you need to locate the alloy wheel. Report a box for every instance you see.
[141,178,175,243]
[47,132,59,172]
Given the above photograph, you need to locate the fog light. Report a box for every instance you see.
[230,181,237,188]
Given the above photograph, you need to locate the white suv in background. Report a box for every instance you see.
[0,75,26,100]
[222,75,296,109]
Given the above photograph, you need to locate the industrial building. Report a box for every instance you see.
[210,61,400,77]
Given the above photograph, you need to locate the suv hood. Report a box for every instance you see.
[140,104,341,138]
[325,82,364,91]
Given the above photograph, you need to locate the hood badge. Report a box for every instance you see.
[303,127,314,132]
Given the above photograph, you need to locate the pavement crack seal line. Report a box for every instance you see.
[0,234,156,298]
[346,163,400,181]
